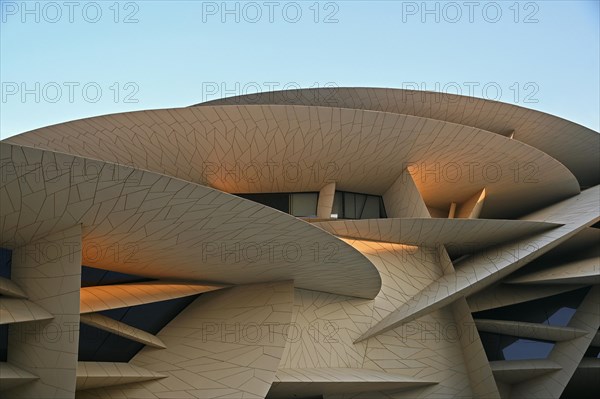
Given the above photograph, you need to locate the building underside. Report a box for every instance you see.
[0,87,598,398]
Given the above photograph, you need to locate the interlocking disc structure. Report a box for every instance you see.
[0,88,598,398]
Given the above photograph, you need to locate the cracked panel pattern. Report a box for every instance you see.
[77,281,294,399]
[5,105,580,219]
[0,143,380,299]
[359,186,600,341]
[6,225,82,398]
[0,88,598,399]
[199,87,600,187]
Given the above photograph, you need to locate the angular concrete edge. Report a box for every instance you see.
[79,313,167,349]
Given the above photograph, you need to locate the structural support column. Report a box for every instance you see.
[317,182,336,219]
[440,246,501,398]
[357,186,600,342]
[456,188,486,219]
[383,169,430,218]
[7,225,82,399]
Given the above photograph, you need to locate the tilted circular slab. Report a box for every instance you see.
[5,105,580,219]
[0,143,380,299]
[313,218,562,256]
[197,87,600,188]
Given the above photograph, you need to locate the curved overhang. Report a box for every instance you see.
[313,218,562,256]
[4,105,580,219]
[196,87,600,188]
[0,143,381,299]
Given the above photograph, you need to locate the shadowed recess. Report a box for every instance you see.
[236,191,387,219]
[583,346,600,358]
[473,286,591,326]
[479,332,555,361]
[78,295,199,362]
[0,248,11,361]
[81,265,154,287]
[560,362,600,399]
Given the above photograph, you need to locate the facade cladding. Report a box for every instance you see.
[0,88,598,399]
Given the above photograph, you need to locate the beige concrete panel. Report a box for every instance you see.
[0,87,597,398]
[0,276,27,298]
[475,319,588,342]
[5,106,580,219]
[314,218,559,256]
[277,245,495,397]
[6,225,82,399]
[467,284,585,313]
[343,240,443,325]
[76,362,165,391]
[382,169,430,218]
[441,244,500,399]
[456,188,486,219]
[490,359,562,384]
[79,282,294,398]
[0,298,53,324]
[0,362,39,390]
[268,368,437,398]
[507,256,600,285]
[523,227,600,259]
[197,87,600,187]
[451,298,501,399]
[278,289,373,369]
[79,313,166,349]
[356,186,599,342]
[317,182,336,219]
[342,239,474,398]
[80,282,227,314]
[0,143,380,299]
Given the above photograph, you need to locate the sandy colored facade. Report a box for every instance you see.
[0,88,598,398]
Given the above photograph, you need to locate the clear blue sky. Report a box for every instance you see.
[1,0,599,139]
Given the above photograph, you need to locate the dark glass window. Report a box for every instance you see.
[290,193,318,217]
[237,193,291,213]
[235,191,386,219]
[332,191,387,219]
[236,192,319,217]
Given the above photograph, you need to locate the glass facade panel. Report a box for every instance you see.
[237,193,290,213]
[235,191,387,219]
[362,195,381,219]
[335,191,387,219]
[344,192,357,219]
[290,193,318,217]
